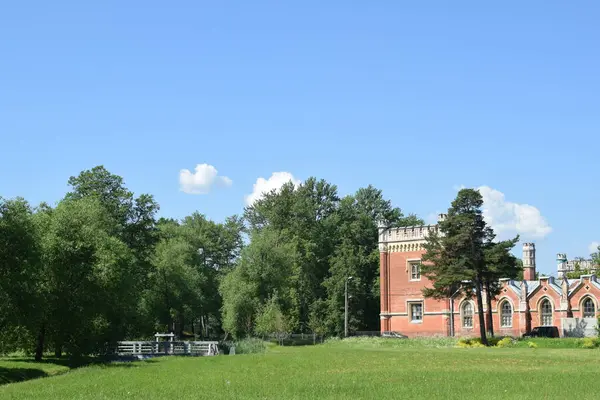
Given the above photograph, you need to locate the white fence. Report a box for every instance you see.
[116,341,220,356]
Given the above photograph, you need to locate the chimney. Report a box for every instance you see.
[523,243,536,281]
[437,213,447,223]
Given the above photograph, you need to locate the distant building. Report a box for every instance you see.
[556,253,597,278]
[378,215,599,338]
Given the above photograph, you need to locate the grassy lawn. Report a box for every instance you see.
[0,358,70,385]
[2,339,600,399]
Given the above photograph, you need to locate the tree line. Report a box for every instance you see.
[0,166,420,359]
[4,167,595,355]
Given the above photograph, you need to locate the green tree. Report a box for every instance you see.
[420,189,493,346]
[144,236,205,335]
[592,246,600,268]
[482,235,520,336]
[36,197,136,358]
[243,178,340,329]
[322,186,423,335]
[0,198,41,355]
[220,228,297,338]
[143,213,244,338]
[237,179,422,337]
[254,294,291,344]
[66,166,159,338]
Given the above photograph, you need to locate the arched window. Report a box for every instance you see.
[462,302,473,328]
[540,299,552,326]
[582,298,595,318]
[500,301,512,327]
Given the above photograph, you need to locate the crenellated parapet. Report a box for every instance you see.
[380,225,439,242]
[377,215,445,253]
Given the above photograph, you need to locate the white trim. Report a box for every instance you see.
[538,296,554,326]
[459,299,475,329]
[498,299,513,328]
[580,295,597,318]
[407,301,424,324]
[407,258,422,281]
[380,311,448,317]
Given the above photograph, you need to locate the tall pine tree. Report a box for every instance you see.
[421,189,493,345]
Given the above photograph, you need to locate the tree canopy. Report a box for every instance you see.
[420,188,520,345]
[0,166,422,357]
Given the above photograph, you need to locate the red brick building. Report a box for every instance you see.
[378,215,599,338]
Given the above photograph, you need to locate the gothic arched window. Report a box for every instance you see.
[462,302,473,328]
[540,299,553,326]
[500,301,512,327]
[583,298,596,318]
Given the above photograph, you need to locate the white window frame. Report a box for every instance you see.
[582,297,596,318]
[500,301,512,328]
[540,299,553,326]
[408,301,423,323]
[408,259,421,281]
[461,301,474,328]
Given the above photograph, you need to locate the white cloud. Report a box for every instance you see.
[589,242,600,254]
[179,164,232,194]
[245,172,301,206]
[477,186,552,239]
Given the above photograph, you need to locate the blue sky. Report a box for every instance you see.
[1,1,598,275]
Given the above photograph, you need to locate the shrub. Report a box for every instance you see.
[230,338,268,354]
[496,337,514,348]
[457,338,485,348]
[580,338,600,349]
[527,341,538,349]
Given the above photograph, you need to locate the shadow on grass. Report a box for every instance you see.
[0,367,48,385]
[0,356,157,386]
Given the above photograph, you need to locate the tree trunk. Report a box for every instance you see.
[54,338,63,358]
[178,314,185,338]
[484,281,494,337]
[475,277,489,346]
[35,324,46,361]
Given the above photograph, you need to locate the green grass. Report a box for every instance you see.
[2,339,600,399]
[0,358,70,385]
[0,355,108,386]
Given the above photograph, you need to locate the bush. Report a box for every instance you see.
[229,338,268,354]
[457,338,485,348]
[580,338,600,349]
[496,337,514,348]
[457,336,514,348]
[527,341,538,349]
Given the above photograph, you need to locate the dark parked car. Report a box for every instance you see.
[523,326,560,338]
[382,331,408,339]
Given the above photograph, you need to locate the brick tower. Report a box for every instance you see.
[522,243,536,280]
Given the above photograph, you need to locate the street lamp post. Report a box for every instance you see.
[344,276,353,338]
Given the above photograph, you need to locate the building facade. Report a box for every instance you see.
[378,215,600,338]
[557,253,597,278]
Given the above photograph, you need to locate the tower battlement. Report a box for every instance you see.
[380,225,439,243]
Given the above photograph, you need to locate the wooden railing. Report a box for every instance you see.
[116,341,220,356]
